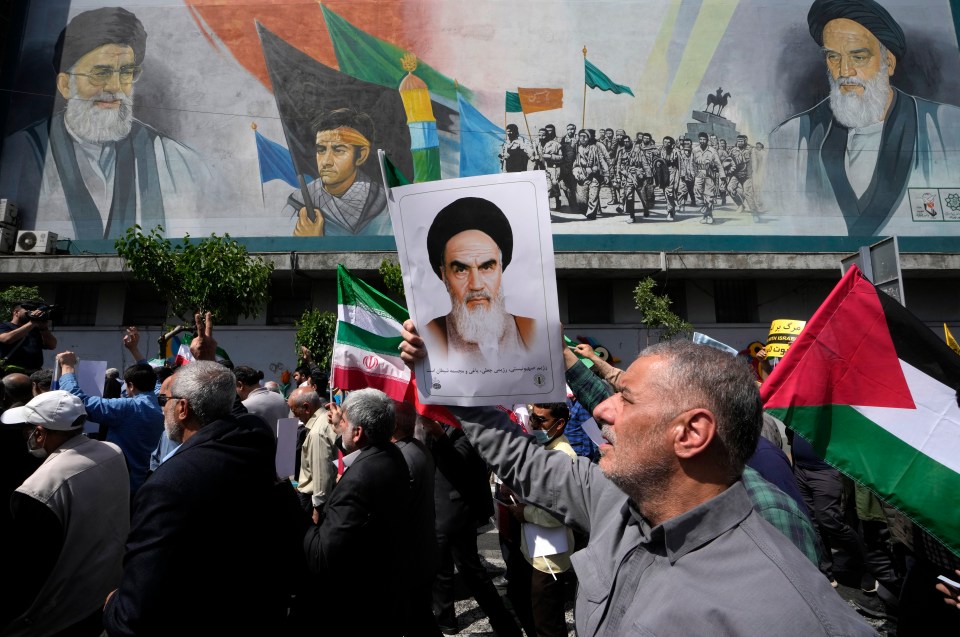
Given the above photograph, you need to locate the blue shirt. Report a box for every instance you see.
[564,396,599,461]
[59,372,164,493]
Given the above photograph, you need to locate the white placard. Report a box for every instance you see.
[76,360,108,397]
[275,417,299,479]
[579,417,605,448]
[522,522,569,558]
[384,165,564,406]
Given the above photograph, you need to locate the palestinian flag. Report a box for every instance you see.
[761,265,960,560]
[332,264,458,427]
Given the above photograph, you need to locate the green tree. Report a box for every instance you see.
[633,277,692,340]
[378,258,405,299]
[294,309,337,370]
[0,285,43,320]
[115,225,273,324]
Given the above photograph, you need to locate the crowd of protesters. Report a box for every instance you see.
[0,296,957,636]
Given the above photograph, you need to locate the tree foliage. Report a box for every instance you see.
[294,309,337,370]
[0,285,42,320]
[633,277,692,340]
[378,258,406,299]
[115,225,273,323]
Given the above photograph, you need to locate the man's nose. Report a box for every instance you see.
[467,267,483,289]
[317,151,333,167]
[593,394,618,426]
[838,56,856,77]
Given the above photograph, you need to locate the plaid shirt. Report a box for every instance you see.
[565,360,820,565]
[564,395,599,462]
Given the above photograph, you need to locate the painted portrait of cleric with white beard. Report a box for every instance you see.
[389,172,565,406]
[768,0,960,237]
[0,7,211,241]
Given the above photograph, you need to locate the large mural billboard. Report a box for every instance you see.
[1,0,959,246]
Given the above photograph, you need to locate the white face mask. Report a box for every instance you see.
[26,428,47,459]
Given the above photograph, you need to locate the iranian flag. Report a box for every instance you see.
[332,264,458,426]
[761,265,960,559]
[332,264,410,399]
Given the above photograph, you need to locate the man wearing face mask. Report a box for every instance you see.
[1,391,129,636]
[502,403,577,637]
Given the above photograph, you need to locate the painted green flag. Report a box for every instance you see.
[505,91,522,113]
[321,5,471,103]
[584,58,634,96]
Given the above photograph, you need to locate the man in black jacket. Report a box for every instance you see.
[420,418,522,637]
[304,388,411,636]
[102,361,305,636]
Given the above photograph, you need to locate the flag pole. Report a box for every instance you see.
[252,122,265,206]
[581,46,588,130]
[519,90,535,148]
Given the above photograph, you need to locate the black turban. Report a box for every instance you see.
[53,7,147,72]
[807,0,905,61]
[426,197,513,279]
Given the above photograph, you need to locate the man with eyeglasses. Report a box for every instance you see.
[0,7,209,240]
[103,361,303,636]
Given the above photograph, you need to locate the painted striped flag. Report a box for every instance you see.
[761,265,960,560]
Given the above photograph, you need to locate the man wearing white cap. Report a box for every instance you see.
[1,391,129,636]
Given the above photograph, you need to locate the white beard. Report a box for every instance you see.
[447,287,509,345]
[64,75,134,143]
[828,61,891,129]
[164,412,184,444]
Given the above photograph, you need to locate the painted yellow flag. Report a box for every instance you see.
[945,324,960,355]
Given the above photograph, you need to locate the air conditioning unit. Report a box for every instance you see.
[0,227,16,254]
[15,230,58,254]
[0,200,18,225]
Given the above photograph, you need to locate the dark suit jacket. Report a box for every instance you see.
[396,437,438,581]
[433,425,493,535]
[304,442,411,635]
[103,414,306,637]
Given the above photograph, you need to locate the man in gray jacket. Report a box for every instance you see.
[400,325,874,636]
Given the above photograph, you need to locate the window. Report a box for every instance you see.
[267,279,312,325]
[54,282,99,326]
[123,283,168,326]
[567,279,612,324]
[714,279,758,323]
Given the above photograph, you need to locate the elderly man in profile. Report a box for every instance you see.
[103,361,302,636]
[769,0,960,236]
[0,7,208,240]
[424,196,536,368]
[2,391,129,636]
[304,388,411,636]
[400,326,874,635]
[288,386,335,514]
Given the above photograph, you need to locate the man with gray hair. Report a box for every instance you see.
[400,326,874,635]
[304,388,411,636]
[103,361,302,636]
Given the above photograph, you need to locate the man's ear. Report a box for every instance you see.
[672,408,716,460]
[355,146,370,167]
[352,424,365,447]
[56,73,71,99]
[885,50,897,77]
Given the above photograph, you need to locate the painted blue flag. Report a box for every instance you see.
[457,94,503,178]
[254,129,302,187]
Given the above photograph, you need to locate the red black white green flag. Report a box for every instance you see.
[761,265,960,559]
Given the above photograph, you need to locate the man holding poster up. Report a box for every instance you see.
[384,167,564,407]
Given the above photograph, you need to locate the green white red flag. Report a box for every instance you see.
[332,264,457,426]
[761,265,960,559]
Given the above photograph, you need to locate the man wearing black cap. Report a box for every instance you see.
[499,124,533,173]
[425,197,536,367]
[769,0,960,236]
[0,7,208,240]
